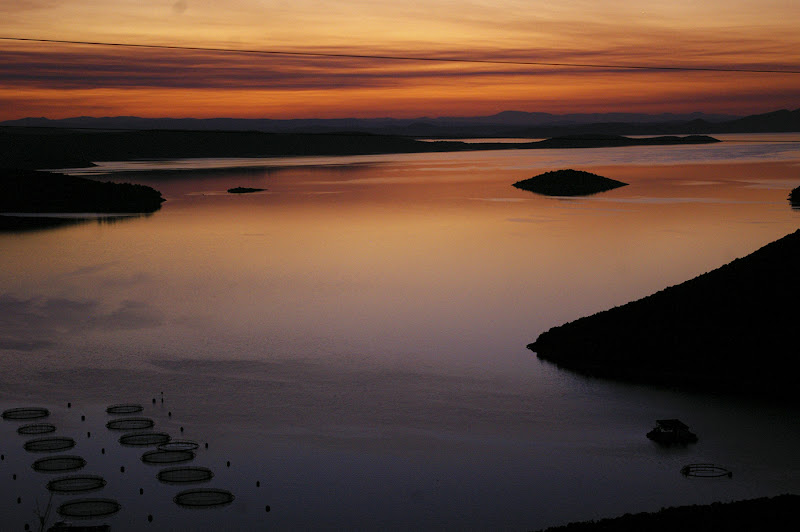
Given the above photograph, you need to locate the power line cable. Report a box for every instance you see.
[2,36,799,74]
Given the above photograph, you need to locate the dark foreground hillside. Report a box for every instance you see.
[534,495,799,532]
[529,230,800,401]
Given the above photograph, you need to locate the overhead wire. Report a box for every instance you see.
[2,36,799,74]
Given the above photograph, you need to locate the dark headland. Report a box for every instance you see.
[790,185,800,208]
[0,168,165,230]
[528,229,800,401]
[533,494,799,532]
[513,169,628,196]
[0,169,164,213]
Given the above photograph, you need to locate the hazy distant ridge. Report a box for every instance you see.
[9,110,797,137]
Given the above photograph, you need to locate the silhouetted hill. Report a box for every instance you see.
[0,169,165,213]
[0,110,741,136]
[721,108,800,133]
[533,495,799,532]
[4,109,796,137]
[528,230,800,401]
[0,129,472,169]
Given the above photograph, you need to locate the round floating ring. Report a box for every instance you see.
[141,449,195,465]
[17,423,57,435]
[106,417,154,431]
[174,488,234,508]
[57,498,121,519]
[2,407,49,420]
[24,436,76,453]
[32,455,87,473]
[680,463,733,478]
[158,440,199,452]
[119,432,171,447]
[47,474,107,493]
[106,404,143,415]
[157,466,214,484]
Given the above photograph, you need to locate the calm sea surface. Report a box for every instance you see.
[2,134,799,530]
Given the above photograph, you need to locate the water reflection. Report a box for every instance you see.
[2,137,800,531]
[0,213,151,234]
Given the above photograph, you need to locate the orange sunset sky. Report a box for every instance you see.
[1,1,798,120]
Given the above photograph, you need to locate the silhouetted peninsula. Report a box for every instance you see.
[534,494,799,532]
[528,229,800,401]
[0,128,719,171]
[227,187,266,194]
[530,134,719,149]
[513,169,628,196]
[0,169,165,213]
[790,185,800,208]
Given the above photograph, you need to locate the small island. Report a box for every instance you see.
[227,187,266,194]
[790,185,799,208]
[513,169,628,196]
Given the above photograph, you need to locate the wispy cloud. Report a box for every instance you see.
[1,1,798,117]
[1,38,796,93]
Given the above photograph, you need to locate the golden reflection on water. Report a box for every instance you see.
[4,156,797,369]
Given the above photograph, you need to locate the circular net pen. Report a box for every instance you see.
[2,407,50,420]
[47,474,107,493]
[157,466,214,485]
[24,436,76,453]
[57,498,121,519]
[32,455,87,473]
[106,417,154,431]
[174,488,234,508]
[141,449,195,465]
[119,432,171,447]
[158,440,199,452]
[680,463,733,478]
[106,404,143,415]
[17,422,57,435]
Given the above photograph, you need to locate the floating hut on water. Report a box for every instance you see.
[646,419,698,444]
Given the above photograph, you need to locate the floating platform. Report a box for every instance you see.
[646,419,698,444]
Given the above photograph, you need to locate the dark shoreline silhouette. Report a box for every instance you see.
[1,128,719,171]
[529,230,800,402]
[790,185,800,209]
[513,169,628,196]
[0,169,165,230]
[533,494,799,532]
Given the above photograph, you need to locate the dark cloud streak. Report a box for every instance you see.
[2,40,798,93]
[2,36,798,74]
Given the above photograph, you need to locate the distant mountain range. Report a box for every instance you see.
[3,108,799,137]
